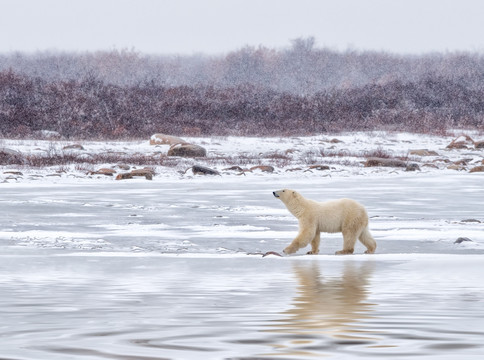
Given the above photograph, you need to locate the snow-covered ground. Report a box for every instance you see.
[1,131,483,181]
[1,133,484,359]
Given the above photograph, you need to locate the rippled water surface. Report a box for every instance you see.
[1,255,484,359]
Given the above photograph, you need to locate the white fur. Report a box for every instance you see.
[273,189,377,255]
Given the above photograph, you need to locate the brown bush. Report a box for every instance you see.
[1,62,484,139]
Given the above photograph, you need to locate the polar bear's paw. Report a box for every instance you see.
[335,249,354,255]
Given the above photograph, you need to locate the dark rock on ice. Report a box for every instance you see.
[167,143,207,158]
[250,165,274,173]
[90,168,116,176]
[365,157,406,168]
[469,165,484,173]
[223,166,245,172]
[474,140,484,149]
[0,148,25,165]
[409,149,439,156]
[454,237,473,244]
[446,135,474,149]
[63,144,85,151]
[405,163,421,171]
[308,164,330,171]
[190,165,220,176]
[116,168,154,180]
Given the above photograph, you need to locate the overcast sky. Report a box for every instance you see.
[1,0,484,55]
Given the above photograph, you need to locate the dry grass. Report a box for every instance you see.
[23,152,179,168]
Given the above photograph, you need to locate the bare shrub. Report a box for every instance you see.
[23,151,176,168]
[362,147,392,159]
[1,57,484,139]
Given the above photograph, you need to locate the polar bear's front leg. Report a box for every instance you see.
[283,227,315,255]
[307,232,320,255]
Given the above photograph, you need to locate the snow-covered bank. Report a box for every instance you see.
[1,131,483,182]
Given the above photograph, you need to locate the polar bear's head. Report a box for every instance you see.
[273,189,305,218]
[273,189,300,202]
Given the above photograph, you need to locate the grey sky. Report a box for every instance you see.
[1,0,483,55]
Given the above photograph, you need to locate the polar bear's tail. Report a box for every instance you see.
[359,226,377,254]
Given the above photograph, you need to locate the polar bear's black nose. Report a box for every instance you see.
[273,191,279,198]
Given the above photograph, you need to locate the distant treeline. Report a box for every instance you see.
[1,39,484,138]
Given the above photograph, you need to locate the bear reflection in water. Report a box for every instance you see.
[265,261,379,356]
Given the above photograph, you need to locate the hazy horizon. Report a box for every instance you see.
[1,0,484,56]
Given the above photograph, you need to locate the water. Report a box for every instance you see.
[1,255,483,359]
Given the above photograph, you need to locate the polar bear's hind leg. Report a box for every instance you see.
[336,229,357,255]
[359,227,376,254]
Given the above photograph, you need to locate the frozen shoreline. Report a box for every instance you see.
[1,131,483,183]
[1,172,483,255]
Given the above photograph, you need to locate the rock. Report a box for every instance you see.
[262,251,283,257]
[115,168,154,180]
[131,168,155,180]
[409,149,439,156]
[286,167,303,172]
[453,158,473,166]
[223,166,244,172]
[190,165,220,176]
[63,144,84,151]
[3,170,23,176]
[461,219,482,223]
[454,237,473,244]
[90,168,116,176]
[250,165,275,173]
[422,163,439,169]
[0,148,25,165]
[116,173,133,180]
[475,140,484,149]
[150,133,186,146]
[115,164,130,171]
[167,143,207,158]
[446,135,474,149]
[329,138,343,143]
[308,165,330,171]
[469,165,484,173]
[364,157,406,168]
[447,164,465,171]
[405,163,421,171]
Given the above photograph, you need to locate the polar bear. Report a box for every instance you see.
[273,189,376,255]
